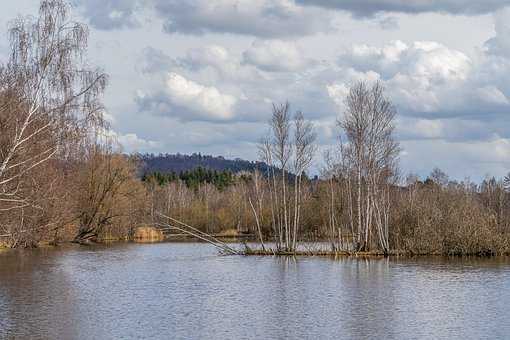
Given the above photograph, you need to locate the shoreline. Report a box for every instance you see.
[1,239,508,258]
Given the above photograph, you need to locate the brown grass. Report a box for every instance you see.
[242,247,388,257]
[216,228,240,237]
[133,226,165,243]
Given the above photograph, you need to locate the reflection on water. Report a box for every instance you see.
[1,243,510,339]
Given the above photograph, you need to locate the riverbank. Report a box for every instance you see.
[240,246,508,257]
[1,232,508,258]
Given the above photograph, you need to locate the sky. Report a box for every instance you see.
[2,1,510,180]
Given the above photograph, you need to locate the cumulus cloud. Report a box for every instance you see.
[330,39,510,118]
[296,0,510,17]
[326,69,382,110]
[397,118,444,140]
[100,129,161,152]
[152,0,333,37]
[136,43,340,124]
[137,72,238,122]
[338,40,470,82]
[326,32,510,177]
[139,46,175,74]
[167,45,265,86]
[185,45,232,71]
[165,73,237,120]
[242,39,308,72]
[115,132,161,151]
[74,0,142,30]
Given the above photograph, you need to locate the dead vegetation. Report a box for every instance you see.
[133,226,164,243]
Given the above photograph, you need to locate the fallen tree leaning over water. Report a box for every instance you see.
[156,212,240,255]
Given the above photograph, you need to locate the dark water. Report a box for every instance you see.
[1,243,510,339]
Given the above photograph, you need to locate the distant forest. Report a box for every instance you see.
[138,153,278,176]
[142,167,240,191]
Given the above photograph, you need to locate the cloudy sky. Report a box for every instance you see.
[2,1,510,180]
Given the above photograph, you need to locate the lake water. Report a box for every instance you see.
[1,243,510,339]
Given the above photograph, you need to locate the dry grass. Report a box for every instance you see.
[133,226,165,243]
[216,228,240,237]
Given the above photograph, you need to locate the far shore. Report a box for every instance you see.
[1,237,507,258]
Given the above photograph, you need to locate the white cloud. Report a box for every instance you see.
[339,40,471,82]
[326,83,349,108]
[397,118,444,140]
[187,45,230,70]
[153,0,333,37]
[100,129,161,152]
[243,39,308,72]
[164,72,238,121]
[331,40,510,116]
[116,132,161,151]
[324,31,510,180]
[326,69,381,112]
[76,0,142,30]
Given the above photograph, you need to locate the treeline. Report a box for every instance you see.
[146,168,510,256]
[139,152,274,174]
[142,167,238,190]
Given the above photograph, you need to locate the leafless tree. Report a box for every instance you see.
[271,102,292,250]
[0,0,107,246]
[338,81,400,253]
[73,143,142,243]
[291,111,317,250]
[248,170,266,251]
[258,136,280,248]
[258,102,316,252]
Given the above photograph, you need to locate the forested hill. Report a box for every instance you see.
[138,153,273,175]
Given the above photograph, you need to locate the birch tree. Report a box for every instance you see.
[0,0,107,246]
[260,102,316,252]
[338,81,400,253]
[291,111,317,250]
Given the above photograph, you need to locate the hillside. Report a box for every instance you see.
[138,153,274,175]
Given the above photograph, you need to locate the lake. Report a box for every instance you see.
[1,243,509,339]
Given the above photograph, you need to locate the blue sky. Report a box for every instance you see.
[2,1,510,180]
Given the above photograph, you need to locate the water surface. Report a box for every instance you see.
[1,243,509,339]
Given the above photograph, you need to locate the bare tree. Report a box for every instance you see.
[291,111,317,250]
[258,136,280,248]
[338,81,400,253]
[248,170,266,251]
[429,167,449,188]
[271,102,292,250]
[258,102,316,253]
[0,0,107,246]
[73,143,142,243]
